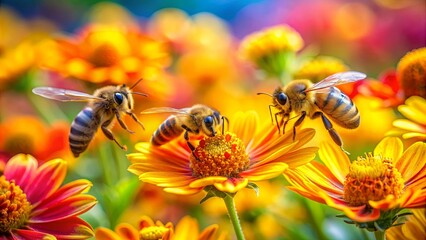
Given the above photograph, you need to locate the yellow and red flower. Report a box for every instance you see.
[127,111,317,195]
[0,154,96,239]
[285,137,425,229]
[95,215,221,240]
[39,24,171,84]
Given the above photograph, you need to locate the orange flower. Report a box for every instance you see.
[0,116,71,168]
[0,7,56,87]
[0,154,96,239]
[95,215,221,240]
[128,111,317,195]
[39,24,171,84]
[285,137,425,230]
[397,47,426,99]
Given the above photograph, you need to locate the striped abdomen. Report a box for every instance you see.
[69,107,100,157]
[314,87,360,129]
[151,116,184,146]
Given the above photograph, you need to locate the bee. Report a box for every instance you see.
[258,71,366,153]
[32,80,146,157]
[142,104,227,156]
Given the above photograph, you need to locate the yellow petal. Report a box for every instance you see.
[393,119,426,133]
[231,111,259,146]
[174,216,199,240]
[189,176,228,188]
[395,142,426,182]
[318,142,350,183]
[374,137,403,162]
[241,162,288,181]
[399,103,426,125]
[164,186,202,195]
[402,132,426,140]
[213,178,248,193]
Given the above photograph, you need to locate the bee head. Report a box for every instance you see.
[272,87,290,112]
[201,110,222,137]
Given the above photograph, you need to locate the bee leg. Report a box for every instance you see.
[268,105,274,124]
[182,126,199,161]
[115,111,135,134]
[127,111,145,130]
[221,116,229,135]
[317,112,349,154]
[101,121,127,151]
[293,111,307,141]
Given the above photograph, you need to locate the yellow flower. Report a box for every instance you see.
[285,137,425,230]
[397,47,426,99]
[128,111,317,195]
[386,208,426,240]
[239,25,303,80]
[388,96,426,142]
[294,56,349,83]
[95,215,221,240]
[39,24,170,84]
[148,9,232,53]
[0,7,56,87]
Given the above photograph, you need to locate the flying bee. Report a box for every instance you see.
[141,104,227,157]
[258,71,366,153]
[32,80,147,157]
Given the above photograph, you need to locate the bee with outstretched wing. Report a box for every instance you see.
[33,81,146,157]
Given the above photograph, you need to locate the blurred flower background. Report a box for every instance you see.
[0,0,425,239]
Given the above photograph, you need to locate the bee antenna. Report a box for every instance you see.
[130,78,143,90]
[132,92,148,97]
[257,92,273,97]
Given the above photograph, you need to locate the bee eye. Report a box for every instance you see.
[277,93,287,105]
[204,116,214,127]
[114,92,124,105]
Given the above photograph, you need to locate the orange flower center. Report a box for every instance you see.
[397,47,426,98]
[139,226,170,240]
[343,154,405,206]
[190,132,250,178]
[89,43,120,67]
[4,134,35,155]
[0,176,31,232]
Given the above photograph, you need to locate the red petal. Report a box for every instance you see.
[30,195,97,222]
[4,154,38,190]
[28,217,94,239]
[32,180,93,212]
[13,229,55,239]
[25,159,67,205]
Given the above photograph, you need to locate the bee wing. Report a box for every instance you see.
[141,107,190,115]
[305,71,367,92]
[32,87,103,102]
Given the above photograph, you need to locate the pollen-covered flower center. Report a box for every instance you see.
[139,226,170,240]
[90,43,120,67]
[343,154,405,206]
[190,132,250,178]
[0,176,31,232]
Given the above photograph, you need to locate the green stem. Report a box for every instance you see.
[223,195,245,240]
[98,144,113,186]
[374,230,386,240]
